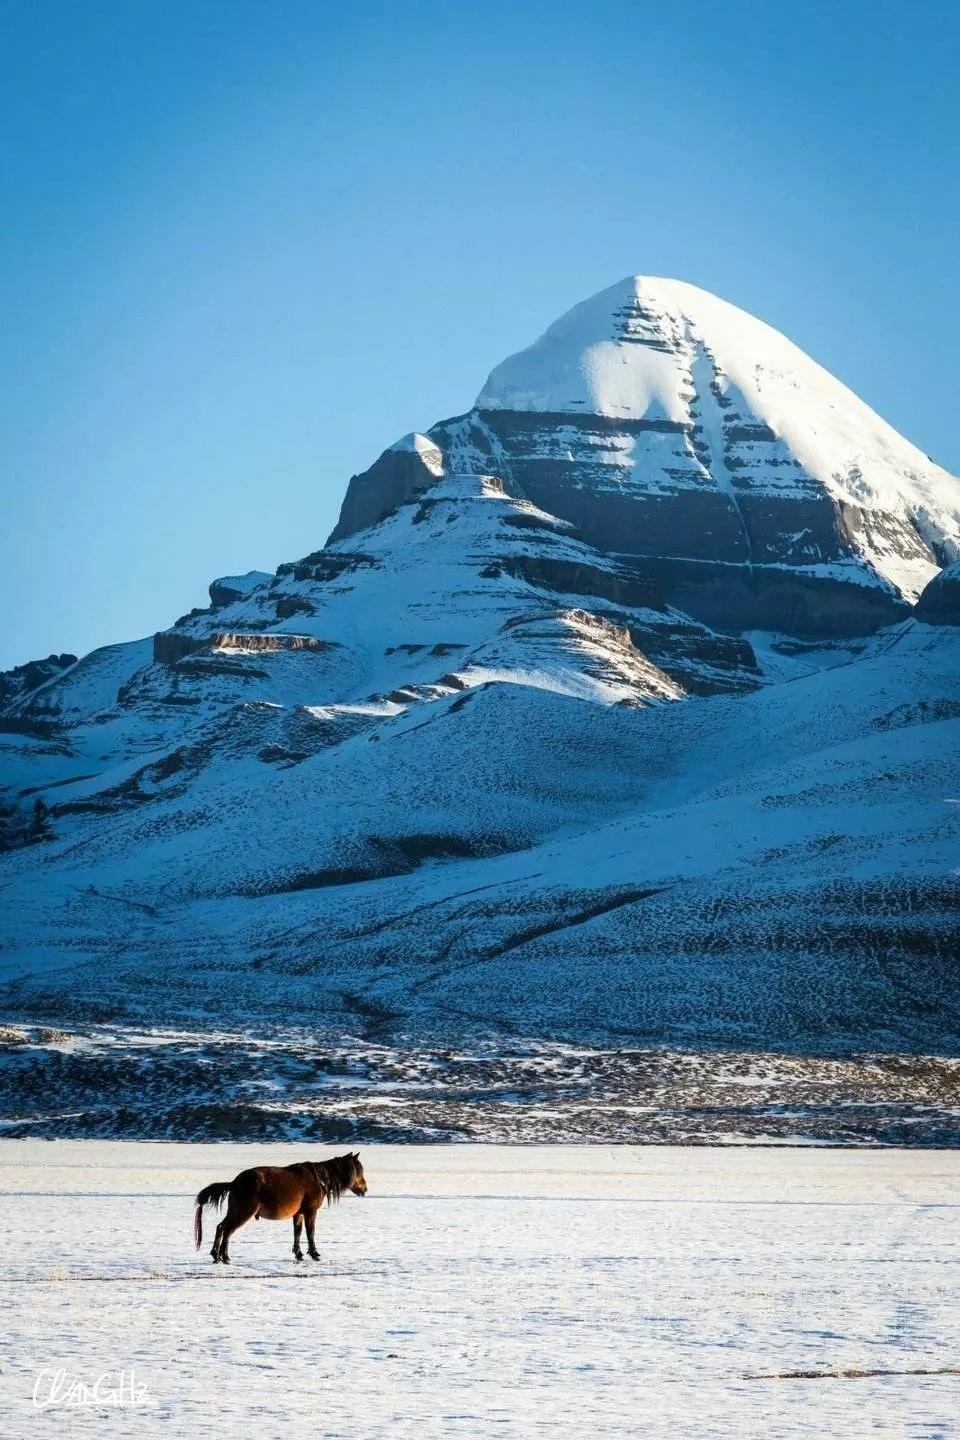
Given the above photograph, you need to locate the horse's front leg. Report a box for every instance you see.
[304,1204,320,1261]
[292,1213,304,1262]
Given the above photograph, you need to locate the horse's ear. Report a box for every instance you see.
[352,1151,359,1159]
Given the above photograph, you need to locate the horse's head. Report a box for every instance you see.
[347,1151,367,1196]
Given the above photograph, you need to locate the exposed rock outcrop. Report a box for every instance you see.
[152,631,332,665]
[0,652,76,707]
[915,562,960,626]
[328,433,444,543]
[209,571,272,608]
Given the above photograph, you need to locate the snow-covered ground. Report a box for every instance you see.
[2,1143,958,1438]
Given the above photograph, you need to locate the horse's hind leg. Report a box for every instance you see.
[218,1196,258,1265]
[211,1219,226,1263]
[292,1213,304,1262]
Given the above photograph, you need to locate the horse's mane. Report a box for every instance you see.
[305,1153,357,1206]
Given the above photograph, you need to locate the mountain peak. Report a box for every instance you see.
[332,276,960,610]
[475,274,787,418]
[475,273,908,437]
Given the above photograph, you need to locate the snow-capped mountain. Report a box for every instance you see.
[335,277,960,630]
[2,277,959,1142]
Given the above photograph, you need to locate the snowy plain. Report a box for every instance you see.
[1,1142,959,1438]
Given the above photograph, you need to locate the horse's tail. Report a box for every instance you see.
[194,1181,232,1250]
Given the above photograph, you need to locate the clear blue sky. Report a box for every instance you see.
[2,0,958,669]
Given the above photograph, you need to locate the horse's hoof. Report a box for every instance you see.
[294,1254,304,1263]
[221,1256,230,1265]
[309,1252,321,1262]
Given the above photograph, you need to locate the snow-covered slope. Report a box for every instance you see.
[1,276,959,1139]
[5,616,955,1046]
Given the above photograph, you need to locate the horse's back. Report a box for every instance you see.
[230,1165,264,1190]
[231,1164,310,1220]
[231,1164,294,1191]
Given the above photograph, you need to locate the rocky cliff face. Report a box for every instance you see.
[0,652,76,710]
[1,276,959,1139]
[915,560,960,626]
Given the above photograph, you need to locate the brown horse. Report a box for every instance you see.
[194,1152,367,1264]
